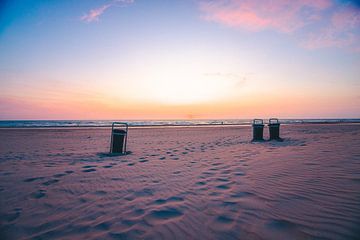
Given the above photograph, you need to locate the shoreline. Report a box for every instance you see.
[1,121,360,130]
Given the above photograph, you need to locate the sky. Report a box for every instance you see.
[0,0,359,120]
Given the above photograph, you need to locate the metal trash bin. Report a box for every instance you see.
[268,118,282,141]
[110,122,128,154]
[252,119,264,141]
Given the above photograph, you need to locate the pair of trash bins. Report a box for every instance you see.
[252,118,282,141]
[109,119,281,153]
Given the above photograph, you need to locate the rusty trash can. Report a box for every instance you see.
[110,122,128,154]
[252,119,264,141]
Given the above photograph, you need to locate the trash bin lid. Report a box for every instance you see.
[269,118,280,125]
[252,119,264,125]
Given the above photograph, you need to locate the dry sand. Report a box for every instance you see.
[0,124,360,239]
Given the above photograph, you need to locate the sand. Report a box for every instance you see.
[0,124,360,239]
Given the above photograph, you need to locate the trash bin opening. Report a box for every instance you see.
[269,118,279,124]
[113,129,126,134]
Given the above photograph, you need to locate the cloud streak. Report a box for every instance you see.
[301,6,360,50]
[81,0,134,23]
[199,0,331,32]
[199,0,360,51]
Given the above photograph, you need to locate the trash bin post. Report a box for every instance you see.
[252,119,264,141]
[268,118,282,141]
[110,122,128,154]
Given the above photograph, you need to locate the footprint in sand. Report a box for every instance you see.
[134,188,154,197]
[31,189,46,199]
[221,169,232,174]
[209,167,220,171]
[221,200,238,207]
[111,177,124,181]
[53,173,66,178]
[216,177,230,183]
[266,219,297,230]
[230,191,254,198]
[128,162,136,166]
[82,168,96,173]
[124,196,135,201]
[216,184,231,190]
[154,199,167,205]
[210,214,236,231]
[4,208,22,222]
[139,159,148,163]
[42,179,59,186]
[196,181,207,186]
[23,177,45,182]
[264,219,305,237]
[153,196,184,205]
[212,162,222,166]
[82,165,97,169]
[102,165,113,168]
[209,191,221,196]
[201,171,216,177]
[216,215,234,224]
[167,196,184,202]
[94,190,107,196]
[159,156,166,160]
[121,219,137,228]
[65,170,74,174]
[95,221,112,231]
[234,171,245,176]
[145,207,184,224]
[79,197,89,203]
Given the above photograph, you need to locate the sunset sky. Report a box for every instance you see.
[1,0,359,120]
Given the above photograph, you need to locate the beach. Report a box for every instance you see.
[0,124,360,240]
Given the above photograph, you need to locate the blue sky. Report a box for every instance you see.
[0,0,359,119]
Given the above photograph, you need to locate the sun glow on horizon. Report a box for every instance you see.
[136,70,241,105]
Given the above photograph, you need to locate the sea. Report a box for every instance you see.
[0,119,359,128]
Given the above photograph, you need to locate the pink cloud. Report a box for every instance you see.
[199,0,360,51]
[81,4,112,23]
[200,0,332,33]
[81,0,134,23]
[301,6,360,50]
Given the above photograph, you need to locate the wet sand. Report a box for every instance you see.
[0,124,360,239]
